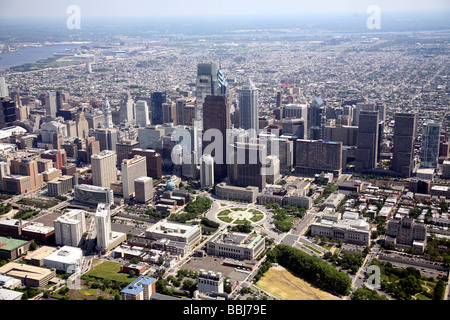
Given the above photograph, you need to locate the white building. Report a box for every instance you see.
[135,100,150,127]
[198,269,224,294]
[54,209,86,247]
[91,150,117,188]
[134,176,153,203]
[122,155,147,200]
[43,246,83,274]
[200,154,214,188]
[95,203,126,254]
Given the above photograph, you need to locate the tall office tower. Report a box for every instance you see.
[355,110,379,171]
[202,95,230,181]
[137,125,164,150]
[103,97,113,129]
[56,91,64,111]
[295,139,343,176]
[195,62,219,119]
[0,98,16,129]
[162,101,175,124]
[0,77,8,98]
[130,148,162,179]
[325,125,358,147]
[95,203,112,251]
[44,91,58,117]
[91,150,117,188]
[228,142,267,191]
[376,101,386,122]
[151,91,166,125]
[308,98,326,140]
[119,93,135,124]
[76,111,89,139]
[0,161,10,191]
[200,154,214,188]
[135,100,150,127]
[93,128,118,152]
[86,62,92,74]
[392,112,418,177]
[121,155,147,200]
[54,209,86,247]
[217,67,228,96]
[116,139,139,168]
[276,91,282,108]
[238,79,259,137]
[280,118,307,139]
[134,176,153,203]
[420,122,441,169]
[283,103,308,120]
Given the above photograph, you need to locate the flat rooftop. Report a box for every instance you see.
[0,236,29,251]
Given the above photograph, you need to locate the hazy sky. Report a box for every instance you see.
[1,0,449,17]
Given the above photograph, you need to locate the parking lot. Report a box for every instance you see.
[180,255,250,282]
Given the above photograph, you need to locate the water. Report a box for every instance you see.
[0,44,84,70]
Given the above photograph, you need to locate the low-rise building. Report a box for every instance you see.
[43,246,83,274]
[0,262,56,287]
[310,211,370,245]
[206,230,265,260]
[144,220,201,249]
[215,183,259,203]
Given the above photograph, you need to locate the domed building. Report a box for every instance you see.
[166,179,176,191]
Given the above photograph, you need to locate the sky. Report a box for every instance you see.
[1,0,450,17]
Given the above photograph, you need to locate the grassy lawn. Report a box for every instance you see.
[218,209,231,216]
[303,244,322,255]
[256,266,340,300]
[86,259,136,283]
[218,216,233,223]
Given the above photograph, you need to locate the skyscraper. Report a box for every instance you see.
[119,93,135,124]
[135,100,150,127]
[103,97,113,129]
[130,148,162,179]
[121,155,147,200]
[202,95,230,181]
[238,79,259,137]
[420,122,441,169]
[151,91,166,125]
[355,110,379,171]
[308,98,326,140]
[45,91,58,117]
[200,154,214,188]
[228,142,267,191]
[392,113,418,177]
[95,203,112,251]
[134,176,153,203]
[0,98,16,129]
[91,150,117,188]
[0,77,8,98]
[195,62,219,119]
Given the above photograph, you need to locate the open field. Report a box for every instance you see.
[256,265,341,300]
[85,259,136,283]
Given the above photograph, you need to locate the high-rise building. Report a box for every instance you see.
[91,150,117,188]
[161,101,175,124]
[202,95,230,181]
[195,62,219,119]
[134,176,153,203]
[228,141,267,191]
[135,100,150,127]
[392,113,417,177]
[238,79,259,137]
[103,97,113,129]
[93,128,118,152]
[121,155,147,200]
[355,110,379,171]
[130,148,162,179]
[116,139,139,168]
[420,122,441,169]
[308,98,326,140]
[0,77,8,98]
[295,139,343,176]
[151,92,166,125]
[44,92,58,117]
[54,209,86,247]
[200,154,214,188]
[119,93,135,124]
[0,98,16,129]
[95,203,112,251]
